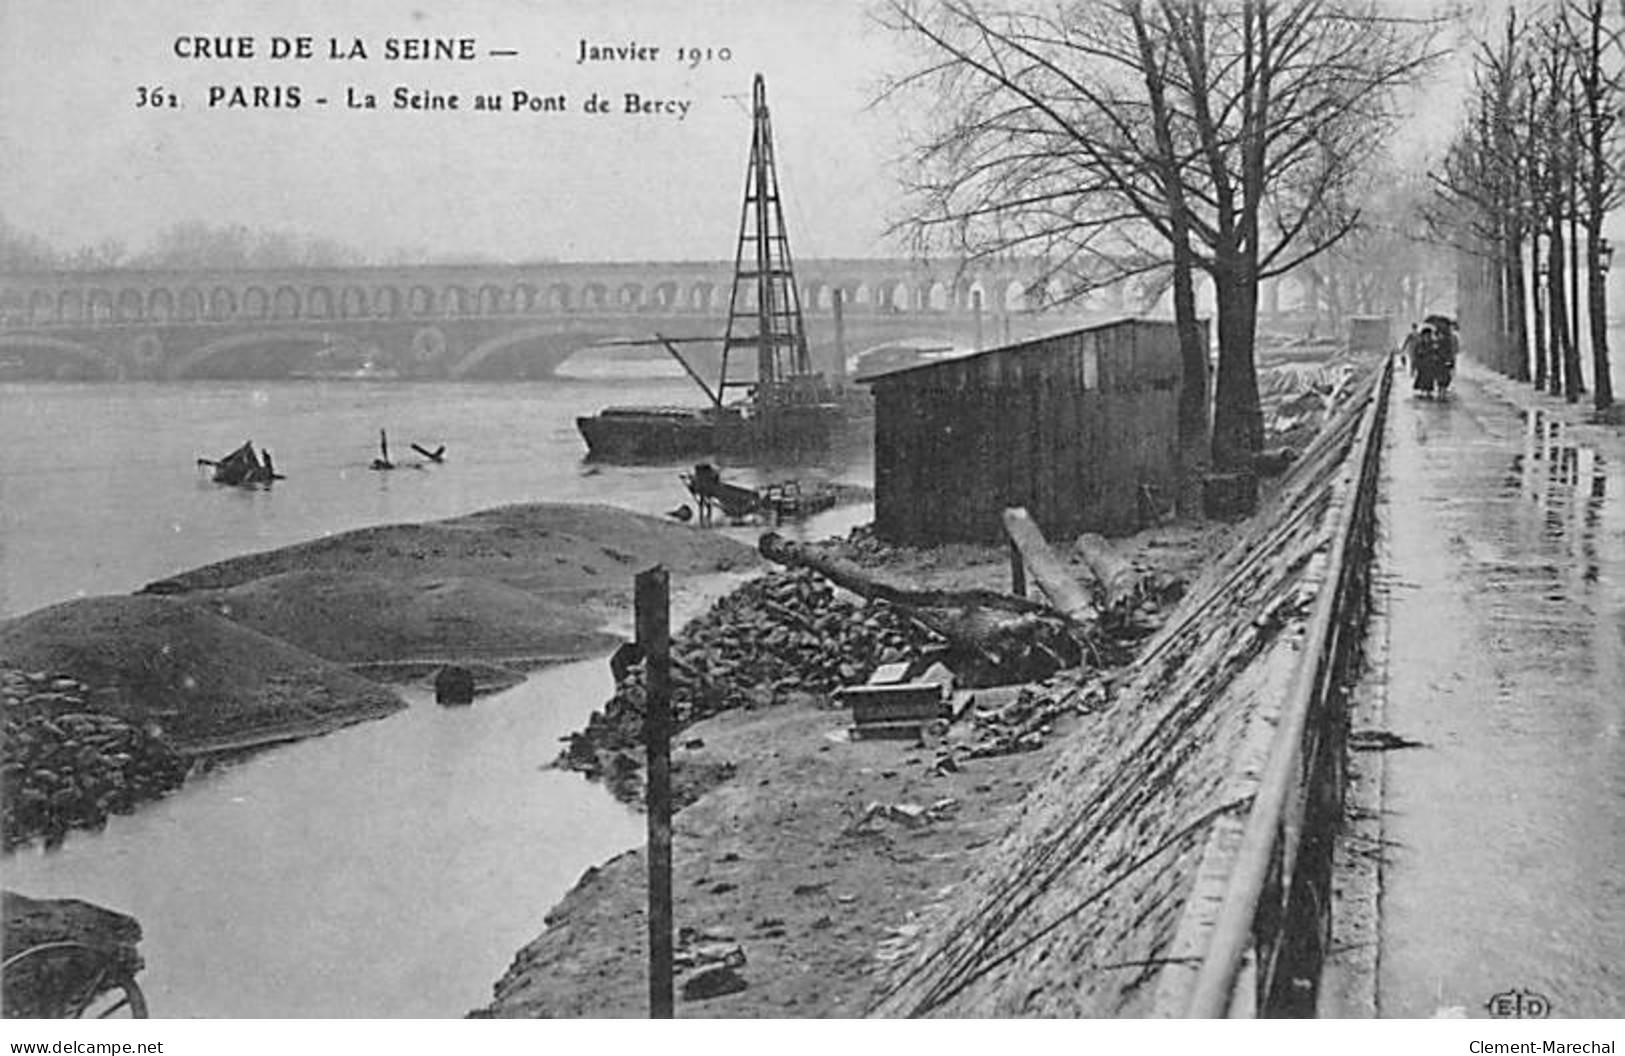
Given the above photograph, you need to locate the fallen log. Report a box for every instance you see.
[1001,508,1096,623]
[1073,532,1140,614]
[758,532,1083,685]
[758,532,1055,617]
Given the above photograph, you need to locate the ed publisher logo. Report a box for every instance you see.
[1486,988,1552,1018]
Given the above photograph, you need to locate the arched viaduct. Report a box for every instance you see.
[0,259,1092,382]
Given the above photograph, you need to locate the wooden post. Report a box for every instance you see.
[1008,537,1026,597]
[636,566,674,1019]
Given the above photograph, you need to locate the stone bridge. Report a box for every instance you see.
[0,259,1099,382]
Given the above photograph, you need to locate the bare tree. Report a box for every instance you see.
[1567,0,1624,411]
[1435,1,1622,408]
[1304,172,1448,327]
[881,0,1439,474]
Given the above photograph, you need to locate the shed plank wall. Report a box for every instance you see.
[872,319,1182,545]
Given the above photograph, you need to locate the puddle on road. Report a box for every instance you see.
[1379,391,1625,1018]
[1514,410,1614,585]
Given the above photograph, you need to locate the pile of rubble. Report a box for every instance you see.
[674,925,749,1002]
[2,668,188,849]
[834,659,1118,767]
[953,676,1110,760]
[560,569,944,790]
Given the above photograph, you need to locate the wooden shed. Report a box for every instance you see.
[864,318,1184,545]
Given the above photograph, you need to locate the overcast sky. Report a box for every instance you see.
[0,0,1472,265]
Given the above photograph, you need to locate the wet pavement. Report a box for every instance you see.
[1376,364,1625,1018]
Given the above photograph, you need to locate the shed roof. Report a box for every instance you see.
[857,315,1178,385]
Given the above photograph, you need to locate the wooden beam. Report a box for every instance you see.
[1001,507,1095,623]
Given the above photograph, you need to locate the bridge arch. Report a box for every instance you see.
[307,286,335,320]
[115,288,144,322]
[169,328,349,380]
[581,283,608,309]
[374,285,403,318]
[877,280,912,312]
[546,283,572,311]
[177,287,204,322]
[513,283,538,314]
[649,281,680,310]
[206,287,233,320]
[617,283,643,310]
[477,284,506,315]
[0,332,120,380]
[87,289,114,323]
[57,289,83,323]
[242,287,270,319]
[272,286,301,319]
[147,288,174,322]
[687,282,714,312]
[926,281,951,311]
[409,285,435,316]
[340,285,369,318]
[453,326,581,380]
[442,285,472,316]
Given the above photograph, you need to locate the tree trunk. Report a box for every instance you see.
[1588,223,1614,411]
[1211,263,1262,471]
[1172,263,1210,516]
[1532,235,1548,390]
[1489,238,1509,373]
[757,532,1084,684]
[1506,233,1530,380]
[1127,3,1209,518]
[1569,189,1585,399]
[1550,214,1570,397]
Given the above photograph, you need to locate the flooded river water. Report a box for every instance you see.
[0,369,872,1016]
[3,662,641,1018]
